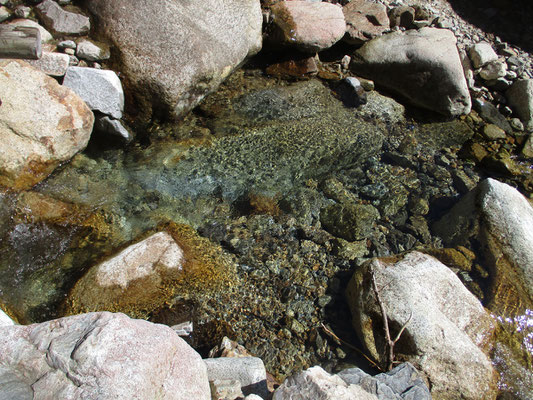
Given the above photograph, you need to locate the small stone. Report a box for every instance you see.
[388,6,415,28]
[358,77,374,91]
[336,77,367,107]
[76,39,111,61]
[479,59,507,81]
[506,79,533,131]
[26,51,70,77]
[343,0,389,45]
[473,98,512,133]
[171,321,193,336]
[64,47,75,55]
[14,6,31,19]
[469,42,498,68]
[265,56,318,78]
[0,6,10,22]
[408,197,429,215]
[483,124,507,140]
[522,135,533,158]
[320,203,380,242]
[452,169,477,193]
[341,55,351,70]
[57,39,76,50]
[94,116,133,143]
[511,117,524,131]
[209,379,244,400]
[36,0,90,36]
[0,308,15,326]
[63,67,124,119]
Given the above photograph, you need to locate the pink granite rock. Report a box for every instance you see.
[343,0,389,45]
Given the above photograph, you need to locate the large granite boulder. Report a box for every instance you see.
[85,0,262,121]
[269,1,346,53]
[346,251,497,400]
[0,60,93,190]
[350,28,471,117]
[433,178,533,314]
[0,312,210,399]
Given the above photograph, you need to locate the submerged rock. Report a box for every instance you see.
[269,1,346,53]
[0,312,210,399]
[86,0,262,121]
[0,60,93,190]
[346,251,497,399]
[433,178,533,315]
[65,223,238,318]
[350,28,471,117]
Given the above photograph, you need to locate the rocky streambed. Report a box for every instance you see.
[0,1,533,399]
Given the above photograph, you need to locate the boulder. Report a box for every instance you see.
[433,178,533,314]
[7,18,53,43]
[342,0,389,45]
[270,1,346,52]
[506,79,533,131]
[204,357,268,398]
[337,362,431,400]
[345,251,497,399]
[0,312,210,399]
[63,67,124,119]
[0,60,93,190]
[35,0,90,36]
[350,28,471,117]
[273,366,379,400]
[0,308,15,326]
[468,42,499,69]
[26,51,70,77]
[85,0,262,121]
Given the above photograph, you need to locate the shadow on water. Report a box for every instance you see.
[447,0,533,52]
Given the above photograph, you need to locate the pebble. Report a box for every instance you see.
[469,42,498,68]
[483,124,507,140]
[479,59,507,81]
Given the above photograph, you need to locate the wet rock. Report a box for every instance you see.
[346,252,497,399]
[472,98,512,133]
[7,18,53,43]
[350,28,471,117]
[269,1,346,53]
[388,6,415,29]
[0,312,210,399]
[320,202,379,241]
[94,115,133,143]
[335,77,367,107]
[506,79,533,131]
[357,91,406,126]
[433,178,533,314]
[26,51,70,77]
[204,357,268,398]
[273,366,379,400]
[76,39,111,62]
[86,0,262,121]
[337,362,431,400]
[468,42,499,69]
[65,223,238,318]
[342,0,389,45]
[0,60,93,190]
[265,56,318,78]
[63,67,124,119]
[0,308,15,326]
[35,0,90,36]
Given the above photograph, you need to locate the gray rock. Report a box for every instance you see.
[26,51,70,77]
[76,39,110,62]
[63,66,124,119]
[204,357,268,398]
[244,395,264,400]
[336,77,367,107]
[35,0,90,36]
[14,5,31,19]
[506,79,533,131]
[57,40,76,50]
[0,6,10,22]
[388,6,415,28]
[86,0,262,121]
[0,312,211,399]
[7,19,53,43]
[434,178,533,314]
[94,115,133,143]
[473,98,512,133]
[350,28,471,117]
[0,309,15,327]
[468,42,498,68]
[338,362,431,400]
[273,366,379,400]
[357,91,406,126]
[0,60,93,190]
[270,1,346,53]
[482,124,507,140]
[522,134,533,158]
[346,252,497,399]
[480,59,507,81]
[343,0,389,45]
[210,379,244,400]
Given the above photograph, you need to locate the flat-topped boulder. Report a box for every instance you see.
[350,28,471,117]
[85,0,262,121]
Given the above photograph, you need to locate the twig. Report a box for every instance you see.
[371,268,412,371]
[320,323,384,372]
